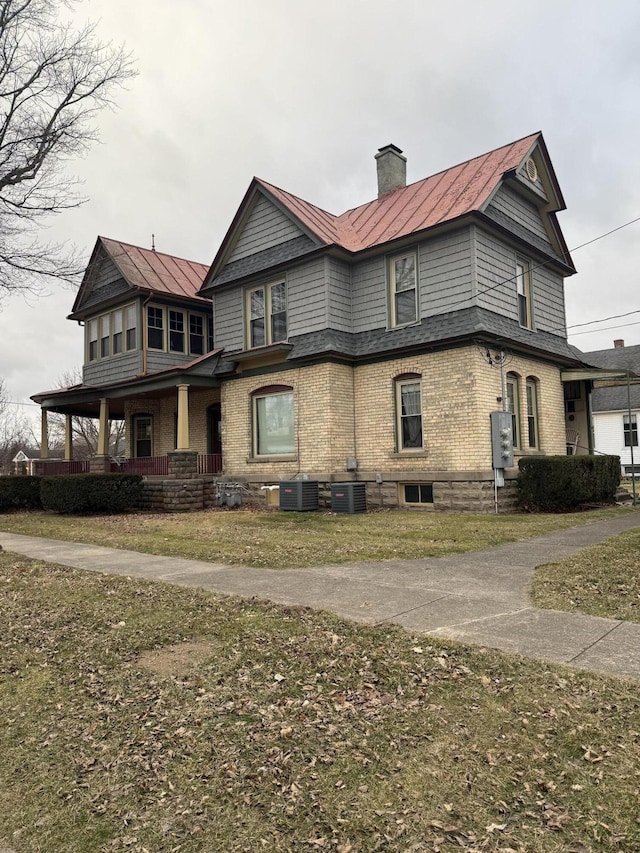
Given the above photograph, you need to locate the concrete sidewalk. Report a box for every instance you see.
[2,510,640,680]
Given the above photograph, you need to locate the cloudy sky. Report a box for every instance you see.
[2,0,640,426]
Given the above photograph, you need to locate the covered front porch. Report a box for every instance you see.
[31,354,224,483]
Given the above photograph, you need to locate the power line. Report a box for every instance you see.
[567,308,640,330]
[570,319,640,337]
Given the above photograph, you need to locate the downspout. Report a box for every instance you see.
[627,369,637,506]
[141,294,152,375]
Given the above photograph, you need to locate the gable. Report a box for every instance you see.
[71,244,132,316]
[484,184,554,250]
[227,193,307,264]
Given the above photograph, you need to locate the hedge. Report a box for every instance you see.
[0,476,43,512]
[517,455,620,511]
[40,473,143,514]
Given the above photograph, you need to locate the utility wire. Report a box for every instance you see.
[567,308,640,330]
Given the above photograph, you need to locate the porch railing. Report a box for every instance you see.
[111,456,169,476]
[33,460,90,475]
[197,453,223,474]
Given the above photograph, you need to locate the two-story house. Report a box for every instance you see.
[32,131,590,511]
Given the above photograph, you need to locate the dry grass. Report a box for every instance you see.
[2,550,640,852]
[0,505,630,569]
[531,528,640,622]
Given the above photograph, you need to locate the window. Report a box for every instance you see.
[169,310,185,353]
[624,414,638,447]
[396,377,423,450]
[516,259,533,329]
[506,373,521,450]
[112,309,123,354]
[401,483,433,505]
[207,315,214,352]
[246,281,287,348]
[132,414,153,458]
[389,252,417,327]
[126,305,137,350]
[253,389,294,456]
[189,314,204,355]
[147,306,164,349]
[88,319,98,361]
[526,378,539,448]
[100,315,110,357]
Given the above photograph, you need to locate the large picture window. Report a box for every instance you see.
[253,389,294,456]
[246,282,287,349]
[389,252,417,327]
[396,377,423,450]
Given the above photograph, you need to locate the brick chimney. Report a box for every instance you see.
[614,339,625,348]
[375,144,406,197]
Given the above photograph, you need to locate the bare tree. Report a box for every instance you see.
[0,0,135,296]
[0,378,33,472]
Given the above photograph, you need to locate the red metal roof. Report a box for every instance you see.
[100,237,209,301]
[257,133,543,253]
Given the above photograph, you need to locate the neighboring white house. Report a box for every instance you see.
[583,341,640,476]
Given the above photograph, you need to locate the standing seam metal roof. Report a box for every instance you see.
[255,133,542,254]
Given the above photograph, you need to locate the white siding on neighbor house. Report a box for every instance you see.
[592,410,640,467]
[419,229,474,316]
[287,257,328,335]
[214,288,244,351]
[487,184,552,247]
[326,257,352,332]
[228,194,304,263]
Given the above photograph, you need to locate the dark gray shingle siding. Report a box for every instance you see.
[204,236,318,289]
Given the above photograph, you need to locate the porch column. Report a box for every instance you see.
[97,398,110,457]
[64,414,74,461]
[40,408,49,460]
[176,384,190,450]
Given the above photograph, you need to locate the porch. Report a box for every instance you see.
[33,453,223,477]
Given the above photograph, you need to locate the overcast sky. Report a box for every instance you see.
[2,0,640,426]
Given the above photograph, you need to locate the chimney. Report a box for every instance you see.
[614,339,625,348]
[375,144,406,197]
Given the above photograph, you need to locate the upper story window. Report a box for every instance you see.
[516,259,533,329]
[395,375,423,450]
[146,304,214,357]
[246,281,287,348]
[389,252,418,327]
[87,304,138,363]
[147,306,164,350]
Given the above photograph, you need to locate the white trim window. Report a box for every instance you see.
[396,377,423,450]
[88,319,99,361]
[506,372,521,450]
[169,309,185,353]
[526,377,539,448]
[87,304,138,362]
[112,309,123,355]
[253,388,294,456]
[390,252,418,327]
[624,414,638,447]
[247,281,287,349]
[147,306,164,350]
[516,259,533,329]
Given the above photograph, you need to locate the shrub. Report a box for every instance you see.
[41,474,143,514]
[517,455,620,511]
[0,476,43,512]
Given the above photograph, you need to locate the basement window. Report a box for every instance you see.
[400,483,433,506]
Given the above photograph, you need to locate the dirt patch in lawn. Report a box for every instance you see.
[137,639,214,677]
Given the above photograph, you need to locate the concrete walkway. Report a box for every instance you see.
[2,510,640,680]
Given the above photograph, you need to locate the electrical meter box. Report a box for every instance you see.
[490,411,514,469]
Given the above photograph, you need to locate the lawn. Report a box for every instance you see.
[2,549,640,853]
[0,505,632,569]
[531,527,640,623]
